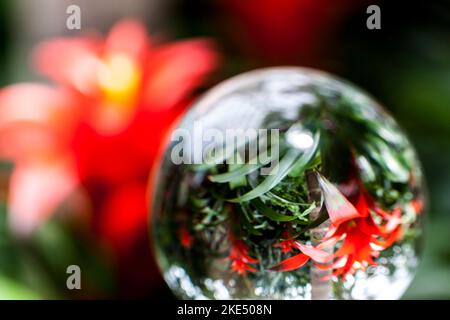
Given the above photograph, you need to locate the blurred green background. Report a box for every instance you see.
[0,0,449,299]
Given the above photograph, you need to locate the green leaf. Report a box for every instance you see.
[354,153,377,183]
[289,206,330,237]
[228,131,319,203]
[190,196,209,208]
[203,134,267,167]
[210,163,259,183]
[251,198,297,222]
[261,192,312,221]
[208,146,280,183]
[227,153,247,189]
[264,192,310,207]
[228,148,302,202]
[296,202,317,219]
[239,204,262,236]
[288,131,320,177]
[362,135,410,183]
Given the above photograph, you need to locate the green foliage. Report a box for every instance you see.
[0,202,117,299]
[171,84,422,287]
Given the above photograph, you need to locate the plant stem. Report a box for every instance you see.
[305,170,331,300]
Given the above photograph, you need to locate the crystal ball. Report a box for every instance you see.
[150,67,426,300]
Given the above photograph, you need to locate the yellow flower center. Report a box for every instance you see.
[94,53,141,133]
[97,53,140,106]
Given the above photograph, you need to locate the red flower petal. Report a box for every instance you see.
[320,267,345,281]
[317,173,365,226]
[359,215,382,235]
[100,183,148,253]
[227,239,259,275]
[274,232,299,253]
[104,19,149,60]
[317,233,343,249]
[411,199,424,215]
[271,253,310,272]
[274,240,296,253]
[0,84,77,160]
[322,223,340,239]
[294,241,334,263]
[334,236,355,258]
[314,255,348,271]
[379,207,402,234]
[178,226,193,248]
[372,226,403,249]
[33,37,101,94]
[355,193,370,218]
[8,158,78,236]
[373,206,390,219]
[231,260,257,275]
[143,39,220,111]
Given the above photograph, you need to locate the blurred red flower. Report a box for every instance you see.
[0,19,219,296]
[223,0,373,65]
[227,239,259,275]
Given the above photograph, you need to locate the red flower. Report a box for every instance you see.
[272,173,423,280]
[0,84,79,234]
[274,230,298,253]
[0,19,219,295]
[0,19,218,237]
[227,239,259,275]
[314,174,420,279]
[411,199,424,215]
[271,233,334,272]
[178,226,194,249]
[317,174,367,226]
[274,239,297,253]
[271,252,310,272]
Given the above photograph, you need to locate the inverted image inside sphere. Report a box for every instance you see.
[151,67,426,300]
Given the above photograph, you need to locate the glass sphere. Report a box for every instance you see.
[151,67,426,300]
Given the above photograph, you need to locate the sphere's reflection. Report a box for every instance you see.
[151,68,426,300]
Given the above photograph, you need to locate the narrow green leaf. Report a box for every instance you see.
[362,135,409,183]
[264,192,310,207]
[296,202,317,218]
[354,153,377,183]
[228,153,247,189]
[204,134,267,167]
[228,149,302,202]
[252,198,297,222]
[289,206,329,237]
[239,204,262,236]
[208,146,280,183]
[210,163,259,183]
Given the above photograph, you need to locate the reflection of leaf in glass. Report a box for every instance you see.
[208,145,279,183]
[354,153,377,184]
[252,198,297,222]
[230,132,319,203]
[363,135,410,183]
[229,149,301,203]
